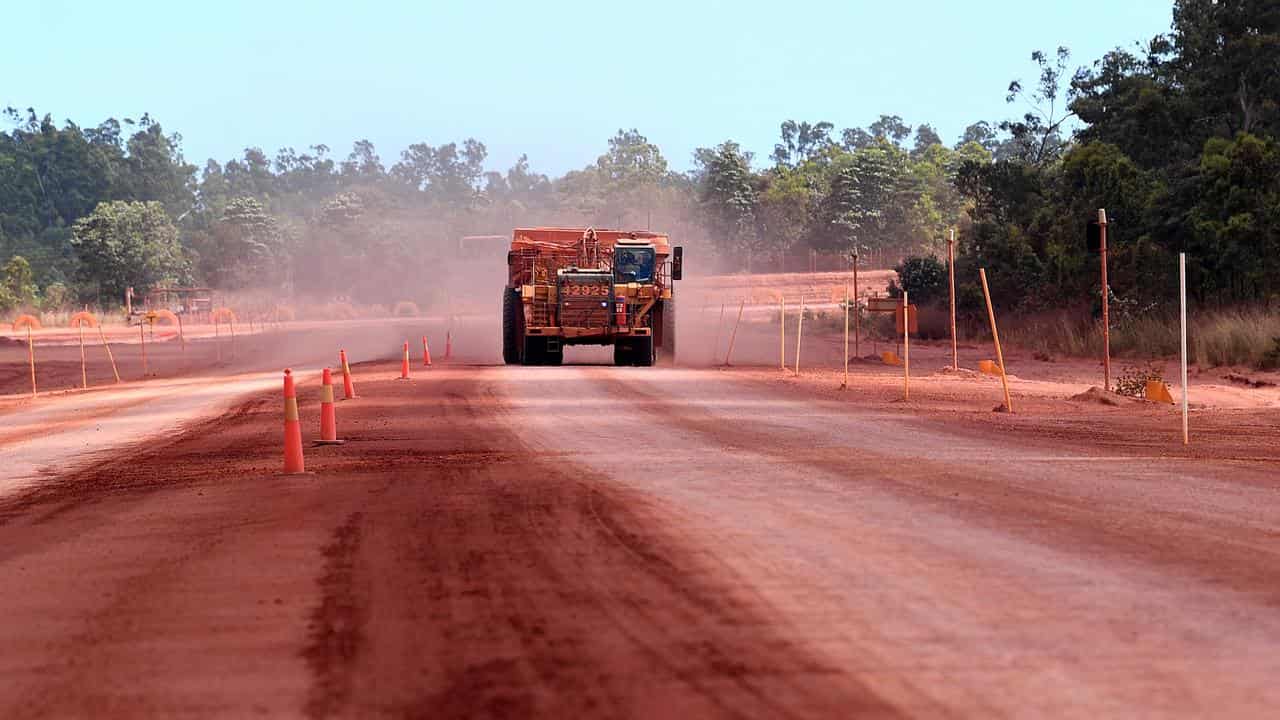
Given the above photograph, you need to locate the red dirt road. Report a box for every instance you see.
[0,360,1278,718]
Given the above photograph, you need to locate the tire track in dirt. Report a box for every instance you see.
[308,369,900,719]
[304,511,367,720]
[586,369,1280,604]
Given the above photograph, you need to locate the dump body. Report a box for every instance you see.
[502,227,681,366]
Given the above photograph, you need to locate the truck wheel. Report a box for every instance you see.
[657,299,676,364]
[502,289,521,365]
[613,341,632,366]
[522,336,544,366]
[633,336,655,367]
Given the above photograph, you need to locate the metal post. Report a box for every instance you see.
[1099,208,1111,392]
[979,268,1013,412]
[853,251,860,359]
[1180,252,1189,445]
[948,228,958,371]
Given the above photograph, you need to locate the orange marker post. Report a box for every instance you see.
[339,349,356,400]
[316,368,345,446]
[399,341,411,380]
[422,335,432,366]
[282,369,306,473]
[979,268,1013,413]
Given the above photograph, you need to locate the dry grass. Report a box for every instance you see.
[999,307,1280,370]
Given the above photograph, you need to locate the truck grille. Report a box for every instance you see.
[558,273,613,329]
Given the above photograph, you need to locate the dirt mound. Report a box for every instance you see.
[936,366,980,378]
[1069,386,1127,406]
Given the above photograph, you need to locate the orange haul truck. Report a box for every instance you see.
[503,227,683,366]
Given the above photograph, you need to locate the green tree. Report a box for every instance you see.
[1001,47,1076,165]
[193,197,286,289]
[71,201,188,303]
[0,254,38,311]
[889,256,947,306]
[695,141,757,261]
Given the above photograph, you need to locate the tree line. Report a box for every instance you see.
[1,0,1276,319]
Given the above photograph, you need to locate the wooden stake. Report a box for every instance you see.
[97,325,121,384]
[712,303,725,365]
[140,323,148,377]
[724,299,745,366]
[979,268,1013,412]
[780,296,786,371]
[177,313,186,365]
[903,290,910,400]
[948,228,958,371]
[1180,252,1189,445]
[27,325,36,398]
[79,324,87,389]
[842,283,850,390]
[794,296,805,375]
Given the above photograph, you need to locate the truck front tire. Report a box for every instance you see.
[502,288,521,365]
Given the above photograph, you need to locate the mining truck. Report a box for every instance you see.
[503,227,683,366]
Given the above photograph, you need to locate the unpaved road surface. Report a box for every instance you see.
[0,360,1277,718]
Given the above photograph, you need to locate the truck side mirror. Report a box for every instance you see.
[671,246,683,281]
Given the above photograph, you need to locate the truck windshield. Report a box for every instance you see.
[613,247,655,282]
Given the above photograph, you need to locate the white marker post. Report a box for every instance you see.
[842,283,850,390]
[902,290,910,400]
[1180,252,1189,445]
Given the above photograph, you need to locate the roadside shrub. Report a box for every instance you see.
[888,256,946,306]
[1115,361,1165,398]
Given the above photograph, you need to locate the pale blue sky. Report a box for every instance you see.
[3,1,1173,176]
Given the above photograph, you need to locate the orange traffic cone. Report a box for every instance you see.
[316,367,344,445]
[339,349,356,399]
[422,335,432,366]
[282,369,306,474]
[399,341,410,380]
[445,331,453,360]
